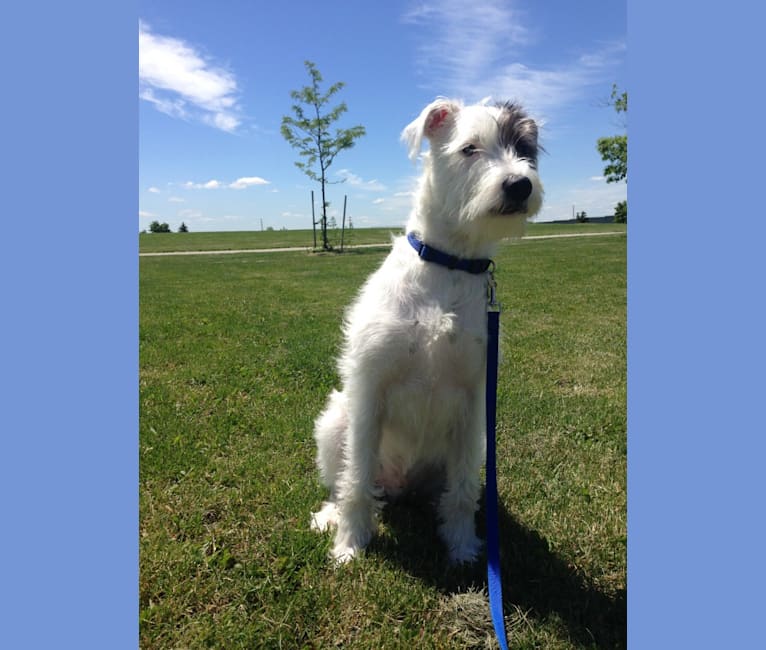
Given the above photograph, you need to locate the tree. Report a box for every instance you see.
[614,200,627,223]
[597,84,627,184]
[178,222,189,233]
[576,210,588,223]
[281,61,366,250]
[598,84,627,223]
[149,220,171,233]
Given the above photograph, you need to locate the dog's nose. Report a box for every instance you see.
[502,176,533,202]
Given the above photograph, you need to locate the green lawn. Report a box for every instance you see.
[140,231,626,648]
[139,222,626,253]
[138,227,400,253]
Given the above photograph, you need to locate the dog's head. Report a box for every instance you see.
[402,98,544,245]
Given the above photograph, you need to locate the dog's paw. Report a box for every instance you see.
[447,534,483,565]
[440,523,483,565]
[329,512,376,564]
[330,543,361,564]
[329,531,370,564]
[310,501,339,532]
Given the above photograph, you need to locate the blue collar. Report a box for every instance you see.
[406,232,493,274]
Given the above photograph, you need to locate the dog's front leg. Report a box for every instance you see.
[437,394,484,564]
[331,384,382,563]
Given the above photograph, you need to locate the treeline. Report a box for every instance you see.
[145,221,189,233]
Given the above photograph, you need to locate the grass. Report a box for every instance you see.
[140,230,626,648]
[138,222,626,254]
[138,227,399,254]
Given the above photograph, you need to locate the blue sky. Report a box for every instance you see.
[139,0,626,232]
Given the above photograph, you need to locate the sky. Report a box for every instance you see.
[139,0,626,232]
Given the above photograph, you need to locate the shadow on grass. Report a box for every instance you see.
[368,490,626,650]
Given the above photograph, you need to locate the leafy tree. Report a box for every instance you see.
[178,222,189,233]
[149,220,171,233]
[614,200,627,223]
[597,84,627,184]
[281,61,366,250]
[576,210,588,223]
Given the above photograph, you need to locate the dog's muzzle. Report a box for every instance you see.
[499,175,533,214]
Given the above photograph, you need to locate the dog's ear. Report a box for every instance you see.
[401,98,462,162]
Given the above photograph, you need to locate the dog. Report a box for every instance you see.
[310,98,543,563]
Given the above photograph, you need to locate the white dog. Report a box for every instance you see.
[311,98,543,563]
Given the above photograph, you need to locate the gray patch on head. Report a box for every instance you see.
[495,101,541,168]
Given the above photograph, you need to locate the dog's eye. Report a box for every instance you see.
[461,144,478,157]
[513,138,537,161]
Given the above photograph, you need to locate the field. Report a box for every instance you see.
[138,222,626,253]
[139,227,626,648]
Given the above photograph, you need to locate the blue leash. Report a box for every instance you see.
[486,272,509,650]
[406,233,508,648]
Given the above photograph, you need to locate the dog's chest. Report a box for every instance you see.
[380,291,487,443]
[408,285,487,385]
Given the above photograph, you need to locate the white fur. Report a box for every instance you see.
[311,98,543,563]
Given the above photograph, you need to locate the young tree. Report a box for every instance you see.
[281,61,366,250]
[178,222,189,233]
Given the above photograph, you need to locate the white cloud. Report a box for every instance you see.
[483,42,626,117]
[139,21,242,132]
[369,177,419,218]
[336,169,387,192]
[168,196,185,203]
[183,179,221,189]
[403,0,530,87]
[139,210,157,218]
[207,112,240,133]
[183,176,270,190]
[147,186,160,194]
[178,208,203,219]
[139,87,188,121]
[229,176,270,189]
[403,1,624,118]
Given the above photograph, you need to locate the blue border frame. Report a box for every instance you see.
[5,1,765,646]
[3,4,137,647]
[630,1,765,647]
